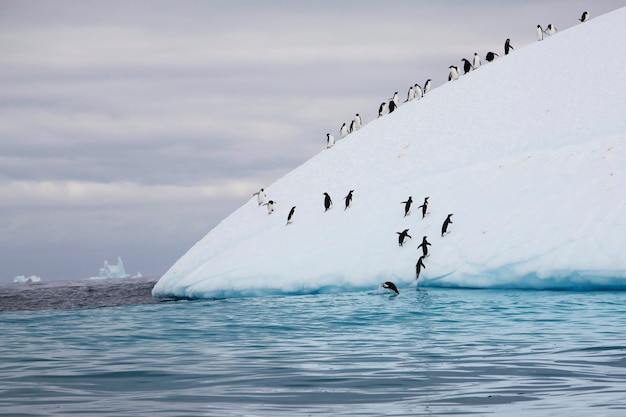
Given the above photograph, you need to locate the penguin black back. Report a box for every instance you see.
[382,281,399,295]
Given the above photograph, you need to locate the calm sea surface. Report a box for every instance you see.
[1,278,625,416]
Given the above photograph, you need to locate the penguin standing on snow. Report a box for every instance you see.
[418,197,429,219]
[441,214,454,236]
[414,84,423,99]
[536,24,544,41]
[340,123,349,138]
[415,255,426,280]
[405,86,415,102]
[326,133,335,149]
[504,38,514,55]
[353,114,362,131]
[388,99,397,113]
[389,92,399,107]
[485,51,499,62]
[382,281,399,295]
[472,52,481,69]
[396,229,412,247]
[344,190,354,210]
[579,11,589,22]
[286,206,296,225]
[402,196,413,217]
[253,188,266,206]
[378,102,387,118]
[424,79,432,94]
[417,236,431,257]
[461,58,472,74]
[545,24,557,36]
[263,200,275,214]
[448,65,459,81]
[323,192,333,212]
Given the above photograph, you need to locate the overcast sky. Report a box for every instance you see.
[1,0,624,282]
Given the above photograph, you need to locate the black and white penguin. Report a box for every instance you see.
[579,11,589,22]
[263,200,275,214]
[382,281,399,295]
[253,188,266,206]
[389,92,399,107]
[378,102,387,118]
[323,192,333,212]
[415,255,426,280]
[388,100,397,113]
[546,24,557,36]
[536,25,544,41]
[461,58,472,74]
[441,214,453,236]
[396,229,412,247]
[353,114,362,131]
[472,52,481,69]
[349,119,356,133]
[485,51,499,62]
[287,206,296,225]
[414,84,423,99]
[424,79,432,94]
[504,38,514,55]
[326,133,335,149]
[344,190,354,210]
[405,86,415,102]
[402,196,413,217]
[448,65,459,81]
[418,197,429,219]
[417,236,431,257]
[340,123,349,138]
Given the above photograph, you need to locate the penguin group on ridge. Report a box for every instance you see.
[253,10,591,295]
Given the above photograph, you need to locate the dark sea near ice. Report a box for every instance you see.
[1,278,626,416]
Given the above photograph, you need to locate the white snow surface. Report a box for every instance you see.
[154,8,626,299]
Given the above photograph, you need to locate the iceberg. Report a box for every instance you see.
[89,257,142,280]
[13,275,42,284]
[153,7,626,299]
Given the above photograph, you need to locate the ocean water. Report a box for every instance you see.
[1,280,626,416]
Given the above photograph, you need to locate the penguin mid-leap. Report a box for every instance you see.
[402,196,413,217]
[287,206,296,225]
[504,38,514,55]
[382,281,399,295]
[323,192,333,212]
[536,25,544,41]
[253,188,266,206]
[472,52,481,69]
[326,133,335,149]
[378,102,387,118]
[417,236,431,257]
[461,58,472,74]
[415,255,426,280]
[396,229,412,247]
[448,66,459,81]
[441,213,454,236]
[418,197,429,219]
[579,11,589,22]
[485,51,499,62]
[340,122,349,138]
[263,200,275,214]
[344,190,354,210]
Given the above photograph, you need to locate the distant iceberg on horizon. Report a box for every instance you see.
[153,7,626,299]
[87,257,142,280]
[13,275,42,284]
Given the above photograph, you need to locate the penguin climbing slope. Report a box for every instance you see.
[485,52,498,62]
[323,192,333,212]
[253,188,266,206]
[263,200,275,214]
[417,236,431,257]
[401,196,413,217]
[415,255,426,280]
[396,229,412,247]
[441,214,454,236]
[326,133,335,149]
[287,206,296,225]
[418,197,429,219]
[504,38,514,55]
[472,52,481,69]
[344,190,354,210]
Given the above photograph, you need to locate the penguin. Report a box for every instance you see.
[326,133,335,149]
[417,236,431,257]
[389,92,399,107]
[441,214,453,236]
[579,11,589,22]
[253,188,266,206]
[448,66,459,81]
[344,190,354,210]
[382,281,399,295]
[286,206,296,225]
[353,114,362,131]
[546,24,557,36]
[414,84,423,99]
[461,58,472,74]
[536,25,544,41]
[485,52,499,62]
[340,122,349,138]
[401,196,413,217]
[349,119,356,133]
[424,79,432,94]
[418,197,429,219]
[396,229,412,247]
[263,200,275,214]
[472,52,481,69]
[388,99,397,113]
[405,86,415,102]
[378,102,387,118]
[323,192,333,212]
[415,255,426,280]
[504,38,514,55]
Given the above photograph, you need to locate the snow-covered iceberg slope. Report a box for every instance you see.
[153,8,626,299]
